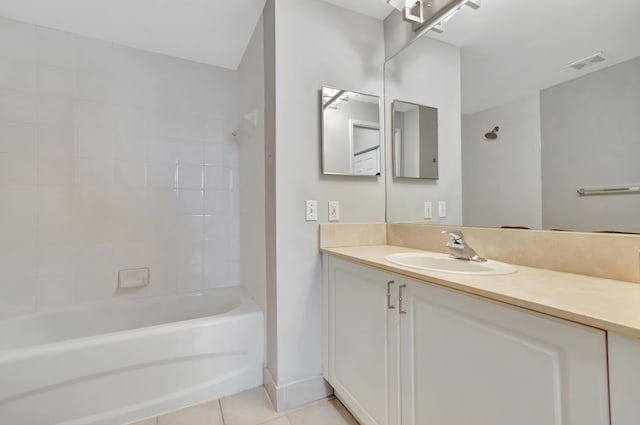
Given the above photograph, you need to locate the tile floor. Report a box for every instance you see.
[128,386,359,425]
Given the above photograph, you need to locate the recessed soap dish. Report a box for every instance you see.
[118,268,150,289]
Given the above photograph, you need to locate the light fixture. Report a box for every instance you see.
[386,0,480,34]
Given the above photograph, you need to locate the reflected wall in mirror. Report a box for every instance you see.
[392,101,439,179]
[384,0,640,233]
[321,86,381,176]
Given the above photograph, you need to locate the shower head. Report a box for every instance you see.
[484,126,499,140]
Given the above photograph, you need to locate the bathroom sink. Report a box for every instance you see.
[385,252,517,276]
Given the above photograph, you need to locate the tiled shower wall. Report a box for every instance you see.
[0,17,240,318]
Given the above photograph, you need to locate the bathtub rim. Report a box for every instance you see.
[0,287,261,362]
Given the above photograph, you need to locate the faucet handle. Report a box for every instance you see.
[441,230,464,244]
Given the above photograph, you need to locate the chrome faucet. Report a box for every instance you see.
[441,230,486,262]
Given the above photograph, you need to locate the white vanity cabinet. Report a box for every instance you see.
[325,255,610,425]
[399,275,609,425]
[608,333,640,425]
[326,257,399,425]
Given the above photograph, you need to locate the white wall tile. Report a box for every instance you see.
[113,242,148,270]
[0,245,37,281]
[144,189,179,216]
[77,158,114,188]
[184,214,206,242]
[77,37,114,73]
[0,122,37,154]
[75,100,116,129]
[0,210,37,246]
[177,264,205,291]
[76,243,114,276]
[38,213,80,244]
[36,276,77,311]
[0,55,37,92]
[76,126,115,159]
[177,190,204,215]
[76,71,114,103]
[37,243,79,277]
[76,271,115,304]
[37,27,78,69]
[205,190,239,215]
[0,90,38,123]
[145,136,178,164]
[0,18,38,62]
[38,125,75,157]
[0,153,37,185]
[0,278,37,318]
[205,166,235,190]
[176,139,204,165]
[0,18,240,316]
[178,165,204,189]
[146,163,177,189]
[37,64,76,98]
[115,161,146,188]
[116,135,145,161]
[39,155,76,186]
[37,96,75,125]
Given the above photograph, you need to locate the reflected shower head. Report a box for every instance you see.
[484,126,499,140]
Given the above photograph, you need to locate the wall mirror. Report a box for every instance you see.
[392,100,439,179]
[384,0,640,233]
[321,86,381,176]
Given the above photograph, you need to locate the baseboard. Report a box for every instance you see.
[263,367,334,412]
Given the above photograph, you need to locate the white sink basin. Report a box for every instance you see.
[385,252,517,276]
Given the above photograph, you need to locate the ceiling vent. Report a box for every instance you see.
[565,52,606,71]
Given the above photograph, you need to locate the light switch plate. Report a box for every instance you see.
[328,201,340,222]
[305,200,318,221]
[424,201,433,219]
[438,201,447,218]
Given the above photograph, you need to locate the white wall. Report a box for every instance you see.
[0,17,240,318]
[237,18,267,314]
[462,94,542,229]
[384,35,462,223]
[268,0,385,396]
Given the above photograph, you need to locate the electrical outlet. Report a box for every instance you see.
[438,201,447,218]
[328,201,340,222]
[424,201,433,219]
[305,200,318,221]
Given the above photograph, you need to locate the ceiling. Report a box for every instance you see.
[427,0,640,113]
[0,0,637,110]
[322,0,393,20]
[0,0,267,69]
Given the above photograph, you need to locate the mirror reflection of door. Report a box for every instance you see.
[351,120,380,175]
[321,86,381,176]
[392,100,439,179]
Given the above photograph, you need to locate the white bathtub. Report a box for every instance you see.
[0,287,264,425]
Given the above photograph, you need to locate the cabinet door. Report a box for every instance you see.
[609,333,640,425]
[328,257,399,425]
[399,278,610,425]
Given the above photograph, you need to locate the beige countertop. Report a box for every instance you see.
[322,244,640,340]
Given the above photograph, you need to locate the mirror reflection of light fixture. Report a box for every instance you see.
[386,0,480,34]
[322,88,350,110]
